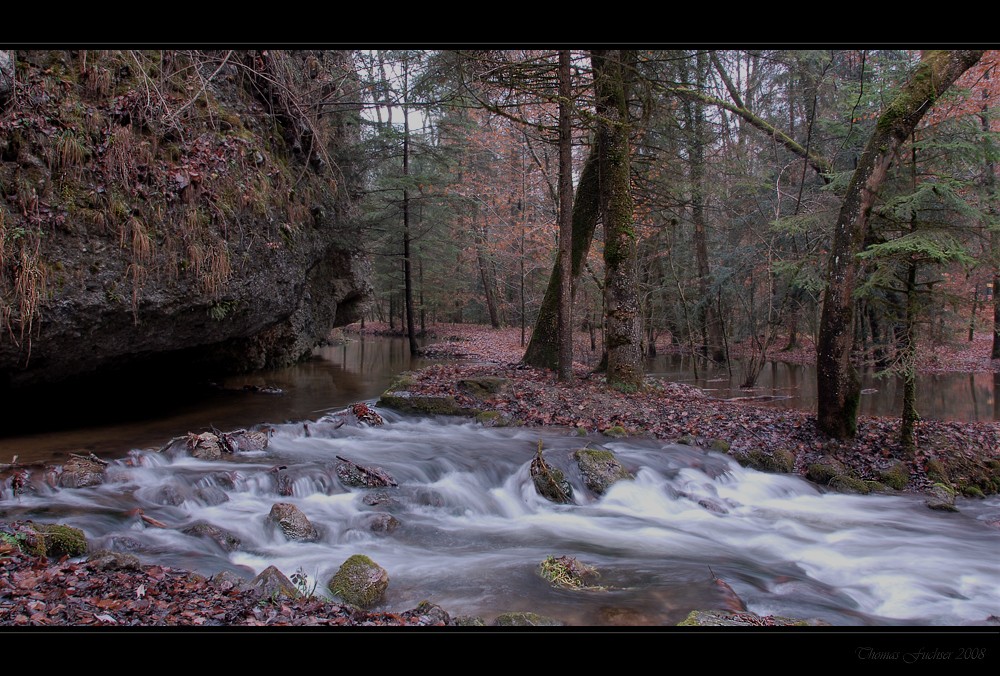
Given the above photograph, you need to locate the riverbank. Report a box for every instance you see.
[347,322,1000,501]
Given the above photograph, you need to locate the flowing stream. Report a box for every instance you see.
[1,336,999,626]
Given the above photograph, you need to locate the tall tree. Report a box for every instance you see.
[593,49,644,390]
[816,49,984,439]
[556,49,575,381]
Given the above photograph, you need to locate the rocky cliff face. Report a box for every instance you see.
[0,49,372,390]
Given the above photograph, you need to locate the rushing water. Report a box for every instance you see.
[3,412,999,626]
[2,335,999,626]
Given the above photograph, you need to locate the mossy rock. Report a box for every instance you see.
[737,448,794,474]
[827,475,871,495]
[602,426,628,439]
[925,482,958,512]
[925,458,950,484]
[677,610,813,627]
[459,377,509,398]
[377,391,479,417]
[327,554,389,609]
[573,448,634,495]
[805,461,845,485]
[961,485,986,499]
[538,555,603,590]
[0,522,47,557]
[492,611,565,627]
[475,410,507,427]
[454,615,487,626]
[677,435,694,446]
[709,439,731,453]
[879,460,911,491]
[530,452,574,504]
[34,523,88,558]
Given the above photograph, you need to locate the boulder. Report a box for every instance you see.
[335,456,397,488]
[33,523,88,558]
[377,390,479,417]
[530,451,573,504]
[87,549,142,571]
[219,428,270,453]
[925,483,959,512]
[187,433,224,461]
[327,554,389,608]
[57,454,106,488]
[677,610,817,626]
[248,565,300,601]
[736,448,795,474]
[400,601,451,626]
[183,522,242,552]
[366,513,400,534]
[573,448,634,495]
[265,503,320,542]
[193,485,230,506]
[492,612,565,627]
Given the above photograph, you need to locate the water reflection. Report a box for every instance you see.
[0,336,429,466]
[646,354,1000,422]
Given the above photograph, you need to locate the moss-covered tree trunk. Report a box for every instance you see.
[593,49,644,391]
[522,149,599,369]
[816,50,983,439]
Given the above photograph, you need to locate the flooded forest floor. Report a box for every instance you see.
[350,322,1000,503]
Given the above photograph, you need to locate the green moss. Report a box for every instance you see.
[828,475,871,495]
[806,462,843,485]
[377,391,478,417]
[925,458,950,484]
[677,435,694,446]
[879,461,911,491]
[602,426,628,438]
[709,439,731,453]
[33,523,87,558]
[538,555,603,591]
[326,554,389,609]
[475,410,504,426]
[737,448,794,474]
[961,485,985,499]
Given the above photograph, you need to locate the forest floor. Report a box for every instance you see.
[344,321,1000,503]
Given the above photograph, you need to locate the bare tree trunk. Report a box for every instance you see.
[402,116,418,355]
[690,51,725,363]
[816,50,983,439]
[593,49,643,391]
[475,219,502,329]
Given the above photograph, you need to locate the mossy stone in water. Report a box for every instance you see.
[574,448,634,495]
[492,611,564,626]
[327,554,389,609]
[828,475,871,494]
[737,448,794,474]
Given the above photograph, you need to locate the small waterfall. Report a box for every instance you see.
[4,415,999,626]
